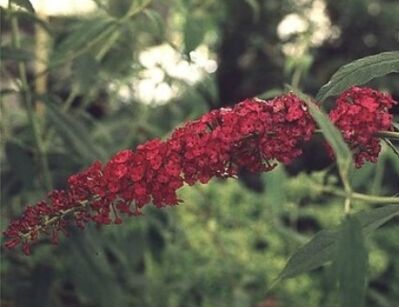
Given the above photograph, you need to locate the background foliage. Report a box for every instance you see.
[1,0,398,306]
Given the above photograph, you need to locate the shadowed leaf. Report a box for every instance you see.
[45,101,106,162]
[275,205,399,282]
[335,215,368,307]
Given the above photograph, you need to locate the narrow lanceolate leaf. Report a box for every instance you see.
[335,215,368,307]
[294,90,353,182]
[316,51,399,101]
[72,54,99,93]
[277,230,337,280]
[275,205,399,282]
[11,0,35,13]
[45,102,106,162]
[50,18,114,66]
[357,205,399,234]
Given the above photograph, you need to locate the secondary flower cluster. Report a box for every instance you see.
[329,86,396,167]
[3,93,315,254]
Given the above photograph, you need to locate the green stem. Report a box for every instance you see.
[122,0,152,21]
[314,129,399,140]
[383,138,399,158]
[344,197,352,213]
[10,10,53,191]
[19,198,92,240]
[62,87,79,112]
[95,29,120,61]
[50,23,117,68]
[350,192,399,204]
[291,67,302,89]
[375,131,399,140]
[316,185,399,205]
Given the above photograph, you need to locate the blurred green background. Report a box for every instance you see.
[1,0,398,306]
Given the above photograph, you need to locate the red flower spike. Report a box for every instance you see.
[4,92,321,254]
[328,86,396,167]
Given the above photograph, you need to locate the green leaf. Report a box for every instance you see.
[72,54,99,93]
[50,18,114,66]
[143,9,165,40]
[45,100,106,162]
[383,138,399,160]
[335,215,368,307]
[277,229,337,280]
[293,90,353,184]
[357,205,399,234]
[263,166,288,213]
[65,227,130,307]
[275,205,399,282]
[184,15,206,54]
[101,40,134,77]
[11,0,35,13]
[1,46,33,61]
[316,51,399,101]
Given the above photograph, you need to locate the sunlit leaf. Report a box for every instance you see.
[316,51,399,101]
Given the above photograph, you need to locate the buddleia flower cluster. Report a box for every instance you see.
[3,87,396,255]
